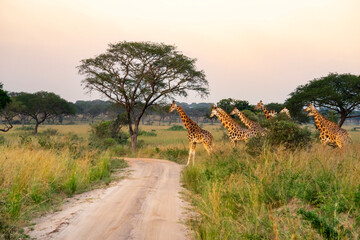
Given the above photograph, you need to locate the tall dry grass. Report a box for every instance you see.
[0,125,127,239]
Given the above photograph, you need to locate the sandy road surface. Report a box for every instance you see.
[27,158,189,240]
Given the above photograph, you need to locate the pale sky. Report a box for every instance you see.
[1,0,360,105]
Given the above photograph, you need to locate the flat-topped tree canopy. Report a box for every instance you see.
[285,73,360,126]
[78,41,209,150]
[11,91,76,133]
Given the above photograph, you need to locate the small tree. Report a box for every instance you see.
[217,98,253,114]
[285,73,360,126]
[0,83,13,132]
[13,91,76,133]
[78,41,209,150]
[266,102,284,113]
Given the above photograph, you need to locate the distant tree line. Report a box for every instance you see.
[1,91,76,133]
[1,73,360,135]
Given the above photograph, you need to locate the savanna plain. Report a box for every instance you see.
[0,123,360,239]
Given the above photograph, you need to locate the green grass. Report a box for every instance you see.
[181,134,360,239]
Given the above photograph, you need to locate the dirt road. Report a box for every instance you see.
[27,158,189,240]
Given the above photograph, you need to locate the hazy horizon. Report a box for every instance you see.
[1,0,359,105]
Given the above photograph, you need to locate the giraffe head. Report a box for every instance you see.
[230,107,240,116]
[280,107,291,118]
[168,101,177,113]
[304,103,316,116]
[209,106,218,118]
[269,110,277,117]
[280,107,288,114]
[254,100,264,110]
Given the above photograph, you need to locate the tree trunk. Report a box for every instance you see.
[131,133,137,150]
[130,122,139,151]
[21,117,25,127]
[34,121,40,134]
[338,114,346,127]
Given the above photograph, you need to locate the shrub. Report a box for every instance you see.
[160,147,188,164]
[138,130,157,136]
[0,136,5,145]
[242,109,259,122]
[89,119,129,148]
[15,126,34,131]
[246,119,312,156]
[90,121,112,139]
[167,125,186,131]
[38,135,53,149]
[267,121,312,149]
[297,209,340,239]
[18,135,32,146]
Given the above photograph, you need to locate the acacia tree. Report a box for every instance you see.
[13,91,76,133]
[285,73,360,126]
[78,41,209,150]
[216,98,253,113]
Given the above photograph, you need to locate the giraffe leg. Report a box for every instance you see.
[187,143,192,166]
[203,141,213,155]
[336,136,343,149]
[191,142,196,165]
[187,142,196,166]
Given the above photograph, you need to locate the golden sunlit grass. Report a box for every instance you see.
[0,124,127,239]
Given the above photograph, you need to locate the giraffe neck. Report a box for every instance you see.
[216,109,240,131]
[176,106,200,131]
[262,106,272,119]
[285,111,291,118]
[311,109,327,131]
[237,111,256,129]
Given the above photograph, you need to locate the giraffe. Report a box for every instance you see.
[304,103,351,148]
[210,106,256,147]
[168,101,213,165]
[269,110,277,118]
[254,100,273,119]
[230,107,266,136]
[279,107,291,118]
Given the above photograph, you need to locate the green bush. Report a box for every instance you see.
[18,135,32,146]
[89,119,129,148]
[167,125,186,131]
[38,135,53,149]
[138,130,157,136]
[90,121,112,139]
[297,208,340,239]
[0,136,5,145]
[246,119,312,156]
[160,147,188,164]
[15,126,34,131]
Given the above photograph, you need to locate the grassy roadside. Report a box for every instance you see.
[0,126,128,239]
[182,139,360,239]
